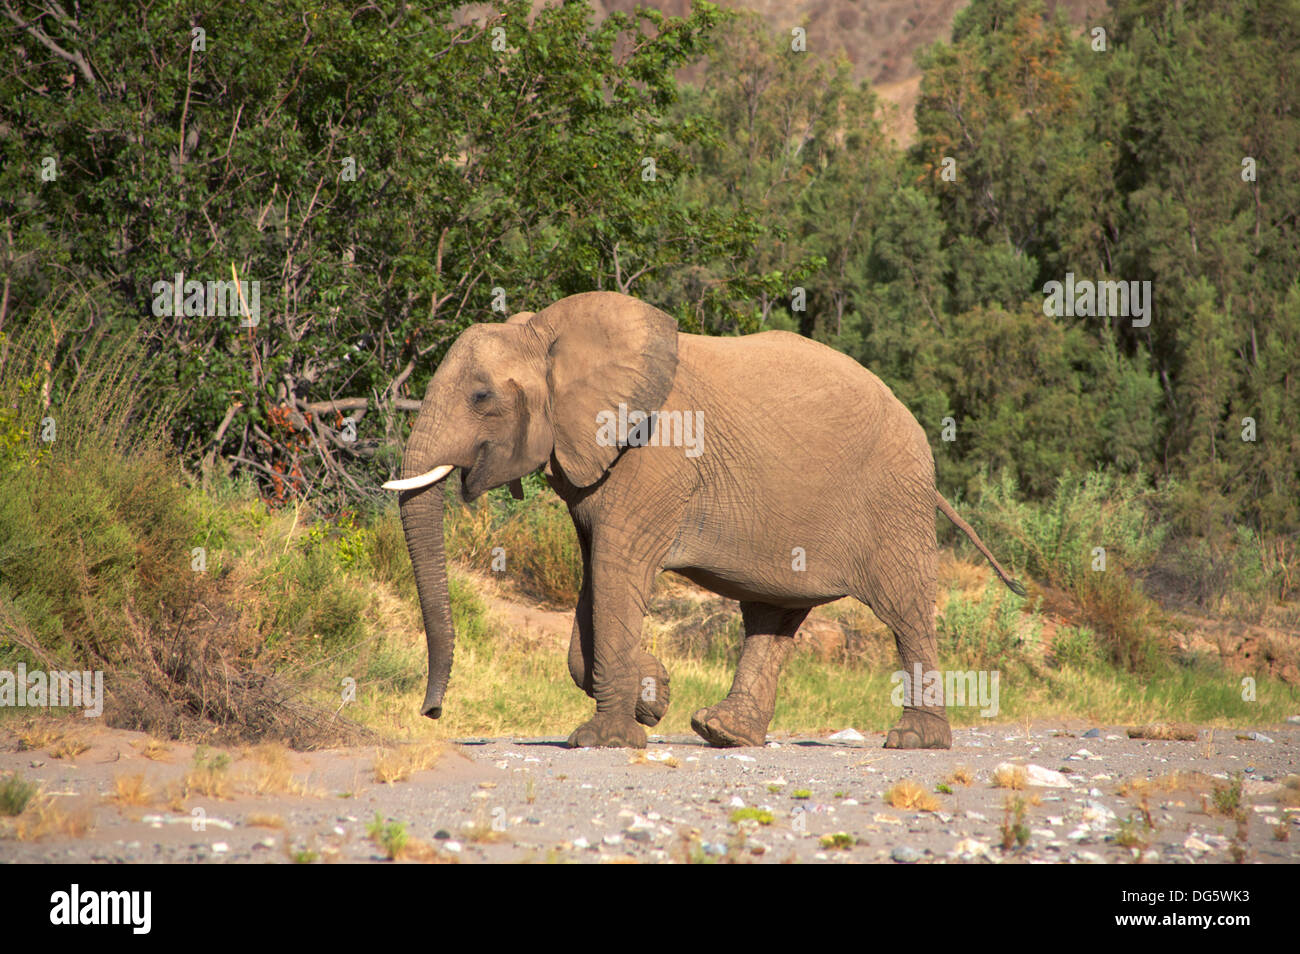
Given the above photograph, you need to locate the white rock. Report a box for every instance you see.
[603,833,624,846]
[1183,835,1211,854]
[828,728,865,742]
[646,750,674,762]
[443,841,462,853]
[212,842,228,854]
[729,796,746,808]
[726,754,757,762]
[1025,765,1072,788]
[1075,851,1105,864]
[572,837,589,849]
[1047,816,1064,826]
[1083,801,1116,825]
[949,838,990,858]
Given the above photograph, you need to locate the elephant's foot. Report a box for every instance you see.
[690,697,770,747]
[884,708,952,749]
[565,713,647,749]
[635,654,670,728]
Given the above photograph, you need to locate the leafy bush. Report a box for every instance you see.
[445,473,581,606]
[968,469,1166,669]
[1051,625,1102,669]
[937,581,1039,669]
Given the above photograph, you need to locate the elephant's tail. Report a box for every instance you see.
[936,492,1028,597]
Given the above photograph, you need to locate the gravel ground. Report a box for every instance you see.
[2,721,1297,864]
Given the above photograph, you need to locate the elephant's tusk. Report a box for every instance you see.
[382,464,454,491]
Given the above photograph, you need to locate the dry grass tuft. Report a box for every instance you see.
[628,750,680,768]
[399,837,457,863]
[884,780,941,812]
[108,773,157,807]
[245,813,285,829]
[1117,771,1213,798]
[242,743,322,797]
[11,794,96,840]
[1127,723,1199,741]
[136,738,171,761]
[992,764,1028,790]
[372,740,443,784]
[172,748,234,800]
[946,766,975,787]
[16,720,66,752]
[47,732,92,759]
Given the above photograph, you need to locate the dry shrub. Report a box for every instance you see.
[373,740,444,783]
[884,780,941,812]
[993,764,1028,790]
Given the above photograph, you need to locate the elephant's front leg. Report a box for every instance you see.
[692,603,809,747]
[565,555,657,749]
[566,530,669,728]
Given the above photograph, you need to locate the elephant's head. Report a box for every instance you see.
[382,292,679,718]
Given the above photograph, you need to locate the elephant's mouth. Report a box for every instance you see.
[460,444,492,501]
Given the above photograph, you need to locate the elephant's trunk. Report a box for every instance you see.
[396,423,457,718]
[399,483,453,718]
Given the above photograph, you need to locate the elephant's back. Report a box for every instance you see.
[674,330,913,436]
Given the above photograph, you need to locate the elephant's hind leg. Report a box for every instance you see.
[855,538,951,750]
[691,603,808,747]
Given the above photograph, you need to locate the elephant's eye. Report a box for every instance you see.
[471,388,492,406]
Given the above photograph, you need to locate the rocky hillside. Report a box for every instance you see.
[590,0,1108,143]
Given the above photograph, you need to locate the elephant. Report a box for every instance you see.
[384,291,1024,749]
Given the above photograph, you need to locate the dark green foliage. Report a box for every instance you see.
[2,0,1298,616]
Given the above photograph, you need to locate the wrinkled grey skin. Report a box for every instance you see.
[390,292,1023,749]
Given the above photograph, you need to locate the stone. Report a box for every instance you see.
[1025,765,1072,788]
[828,728,866,742]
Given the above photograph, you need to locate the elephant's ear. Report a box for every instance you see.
[533,292,679,488]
